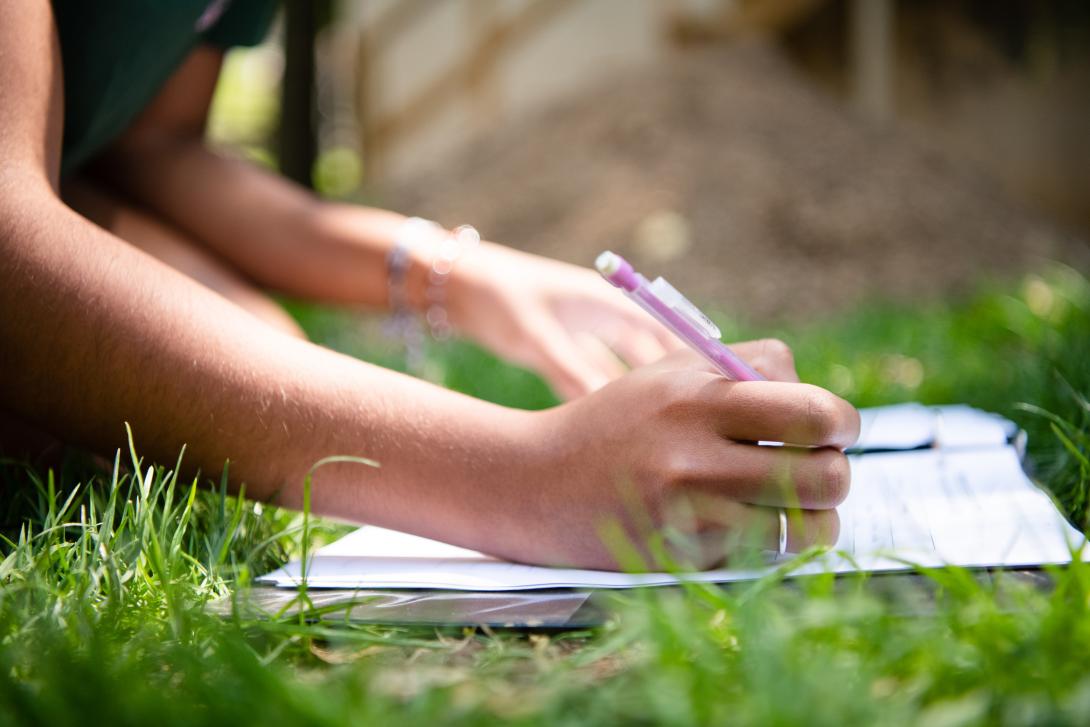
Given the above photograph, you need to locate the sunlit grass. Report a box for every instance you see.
[2,265,1089,725]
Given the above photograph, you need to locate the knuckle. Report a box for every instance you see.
[808,508,842,546]
[656,451,698,490]
[759,338,794,365]
[655,371,690,401]
[800,386,843,443]
[813,450,851,507]
[651,373,705,419]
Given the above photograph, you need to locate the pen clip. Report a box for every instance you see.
[647,277,721,339]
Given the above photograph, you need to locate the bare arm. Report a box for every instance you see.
[89,46,423,309]
[2,6,858,569]
[0,4,542,555]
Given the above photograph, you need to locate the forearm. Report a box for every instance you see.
[92,139,433,308]
[0,182,543,554]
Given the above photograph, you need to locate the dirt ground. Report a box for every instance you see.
[383,40,1087,323]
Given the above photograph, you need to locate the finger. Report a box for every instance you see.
[609,329,668,369]
[648,347,707,370]
[670,440,852,509]
[528,315,614,399]
[649,321,687,353]
[572,331,627,379]
[665,498,840,563]
[620,308,686,353]
[700,502,841,554]
[728,339,800,383]
[702,380,860,449]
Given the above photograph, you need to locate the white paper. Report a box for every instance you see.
[852,403,1016,452]
[932,404,1018,449]
[854,402,936,451]
[258,406,1086,591]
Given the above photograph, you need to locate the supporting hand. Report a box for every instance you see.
[448,243,685,399]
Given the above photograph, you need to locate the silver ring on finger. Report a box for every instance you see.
[777,508,788,556]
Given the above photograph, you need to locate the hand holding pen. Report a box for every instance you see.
[487,253,859,570]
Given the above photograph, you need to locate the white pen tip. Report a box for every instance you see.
[595,250,621,276]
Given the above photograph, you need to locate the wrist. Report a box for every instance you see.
[441,240,511,325]
[391,220,485,336]
[414,402,556,561]
[387,217,449,315]
[466,406,567,560]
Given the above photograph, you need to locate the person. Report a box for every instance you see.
[0,1,859,570]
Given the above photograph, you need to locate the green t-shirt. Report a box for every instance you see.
[52,0,280,177]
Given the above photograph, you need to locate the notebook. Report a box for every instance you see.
[257,404,1086,591]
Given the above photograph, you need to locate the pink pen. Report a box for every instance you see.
[595,251,765,382]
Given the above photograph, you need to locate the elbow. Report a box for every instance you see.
[0,163,60,213]
[0,167,64,253]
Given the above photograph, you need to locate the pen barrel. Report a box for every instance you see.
[597,250,764,382]
[627,287,764,382]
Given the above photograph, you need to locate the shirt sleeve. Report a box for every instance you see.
[202,0,280,49]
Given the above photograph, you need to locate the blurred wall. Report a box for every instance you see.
[310,0,1089,237]
[782,0,1090,239]
[344,0,716,181]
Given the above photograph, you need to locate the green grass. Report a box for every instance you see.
[2,264,1089,726]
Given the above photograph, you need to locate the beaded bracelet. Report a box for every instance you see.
[386,217,479,369]
[387,217,441,316]
[386,218,439,370]
[424,224,480,341]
